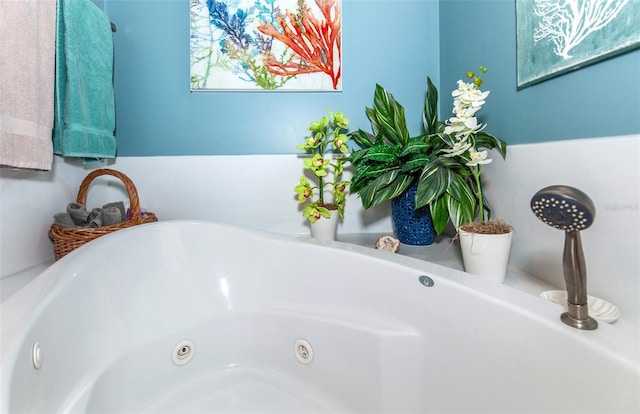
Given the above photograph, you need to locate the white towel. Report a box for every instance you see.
[0,0,57,171]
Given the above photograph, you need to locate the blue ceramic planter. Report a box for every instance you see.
[391,183,436,245]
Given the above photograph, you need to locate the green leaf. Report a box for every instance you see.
[447,178,477,225]
[349,178,367,193]
[423,77,439,135]
[398,136,429,157]
[434,121,446,134]
[358,170,397,208]
[361,144,399,162]
[414,157,452,208]
[446,173,475,204]
[371,84,410,146]
[401,153,430,173]
[429,195,450,235]
[476,131,507,158]
[348,147,369,165]
[352,156,401,183]
[434,132,456,147]
[446,191,476,229]
[357,170,414,208]
[370,86,396,144]
[422,132,446,153]
[362,163,401,179]
[376,174,414,204]
[392,101,410,146]
[350,163,376,191]
[364,107,380,137]
[361,173,414,208]
[350,129,376,149]
[351,161,402,193]
[481,191,493,221]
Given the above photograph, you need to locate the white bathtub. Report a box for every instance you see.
[1,221,638,413]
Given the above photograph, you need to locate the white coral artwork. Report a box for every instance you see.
[533,0,629,59]
[516,0,640,88]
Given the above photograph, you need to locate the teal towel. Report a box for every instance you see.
[53,0,116,161]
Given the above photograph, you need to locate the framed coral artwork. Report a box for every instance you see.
[190,0,342,91]
[516,0,640,88]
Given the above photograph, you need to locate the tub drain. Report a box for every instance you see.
[418,275,435,287]
[172,340,195,366]
[294,339,314,365]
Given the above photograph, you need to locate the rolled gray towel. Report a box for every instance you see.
[88,207,102,221]
[103,201,126,219]
[67,203,90,225]
[89,208,103,228]
[102,206,122,226]
[53,212,77,228]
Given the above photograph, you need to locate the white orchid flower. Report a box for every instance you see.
[445,115,485,140]
[453,101,481,118]
[465,149,492,166]
[451,81,490,112]
[444,120,470,139]
[460,106,481,118]
[463,116,479,130]
[444,119,464,134]
[446,80,491,142]
[441,140,472,158]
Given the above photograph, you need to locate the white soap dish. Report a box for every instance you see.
[540,290,620,323]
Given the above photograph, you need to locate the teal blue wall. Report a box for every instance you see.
[105,0,440,156]
[106,0,639,156]
[439,0,640,145]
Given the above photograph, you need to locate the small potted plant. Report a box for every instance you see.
[294,109,351,241]
[417,67,511,282]
[349,79,447,245]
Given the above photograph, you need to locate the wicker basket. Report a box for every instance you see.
[49,169,158,260]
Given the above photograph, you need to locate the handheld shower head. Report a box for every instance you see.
[530,185,595,232]
[530,185,598,330]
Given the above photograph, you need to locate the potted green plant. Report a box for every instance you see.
[417,67,511,282]
[294,109,351,241]
[348,78,447,245]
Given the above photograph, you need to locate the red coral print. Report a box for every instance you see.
[257,0,342,89]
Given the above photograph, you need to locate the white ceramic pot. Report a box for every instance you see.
[458,229,513,283]
[310,211,339,242]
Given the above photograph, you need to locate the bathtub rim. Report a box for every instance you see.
[3,219,639,349]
